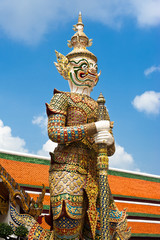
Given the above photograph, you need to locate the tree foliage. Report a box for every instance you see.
[14,226,28,238]
[0,223,14,238]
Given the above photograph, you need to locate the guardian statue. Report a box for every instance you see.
[46,13,131,240]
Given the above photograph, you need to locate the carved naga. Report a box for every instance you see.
[11,13,131,240]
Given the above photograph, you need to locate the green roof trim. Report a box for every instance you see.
[128,212,160,219]
[113,194,160,203]
[19,183,50,190]
[108,169,160,183]
[43,205,50,210]
[0,152,50,166]
[132,233,160,237]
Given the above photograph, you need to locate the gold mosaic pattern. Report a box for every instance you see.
[85,172,98,239]
[54,217,82,240]
[46,93,68,116]
[49,171,86,196]
[53,145,89,170]
[51,194,84,221]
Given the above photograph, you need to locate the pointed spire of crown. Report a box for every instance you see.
[72,12,84,33]
[77,11,83,26]
[66,12,97,62]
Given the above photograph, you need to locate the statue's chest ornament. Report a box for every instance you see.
[66,94,98,125]
[69,93,98,111]
[67,107,87,126]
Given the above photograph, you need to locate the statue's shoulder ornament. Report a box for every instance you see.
[46,89,69,116]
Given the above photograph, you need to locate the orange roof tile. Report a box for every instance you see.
[116,202,160,215]
[40,217,50,230]
[1,157,160,201]
[108,175,160,200]
[0,158,49,187]
[128,221,160,234]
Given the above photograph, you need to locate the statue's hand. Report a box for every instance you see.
[94,130,114,145]
[95,120,110,132]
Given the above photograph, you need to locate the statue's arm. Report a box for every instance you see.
[47,113,97,144]
[46,92,97,144]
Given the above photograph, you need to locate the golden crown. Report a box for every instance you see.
[66,12,97,62]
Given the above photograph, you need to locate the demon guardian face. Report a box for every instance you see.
[54,52,100,93]
[54,12,101,94]
[69,57,99,88]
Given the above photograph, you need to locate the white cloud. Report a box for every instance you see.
[37,140,57,157]
[0,119,28,153]
[32,115,57,156]
[0,0,59,44]
[131,0,160,27]
[110,143,139,171]
[32,115,47,134]
[0,0,160,44]
[144,65,160,76]
[132,91,160,114]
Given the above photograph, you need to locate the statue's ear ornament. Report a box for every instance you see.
[98,70,101,78]
[88,39,93,47]
[54,50,71,80]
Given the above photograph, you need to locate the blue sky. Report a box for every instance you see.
[0,0,160,175]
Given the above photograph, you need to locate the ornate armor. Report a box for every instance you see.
[46,90,129,239]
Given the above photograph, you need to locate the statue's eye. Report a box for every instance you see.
[81,63,88,70]
[94,64,98,72]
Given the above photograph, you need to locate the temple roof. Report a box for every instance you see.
[0,149,160,237]
[0,157,46,219]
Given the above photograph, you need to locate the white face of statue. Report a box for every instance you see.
[68,56,100,96]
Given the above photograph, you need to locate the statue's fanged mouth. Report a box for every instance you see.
[80,72,96,78]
